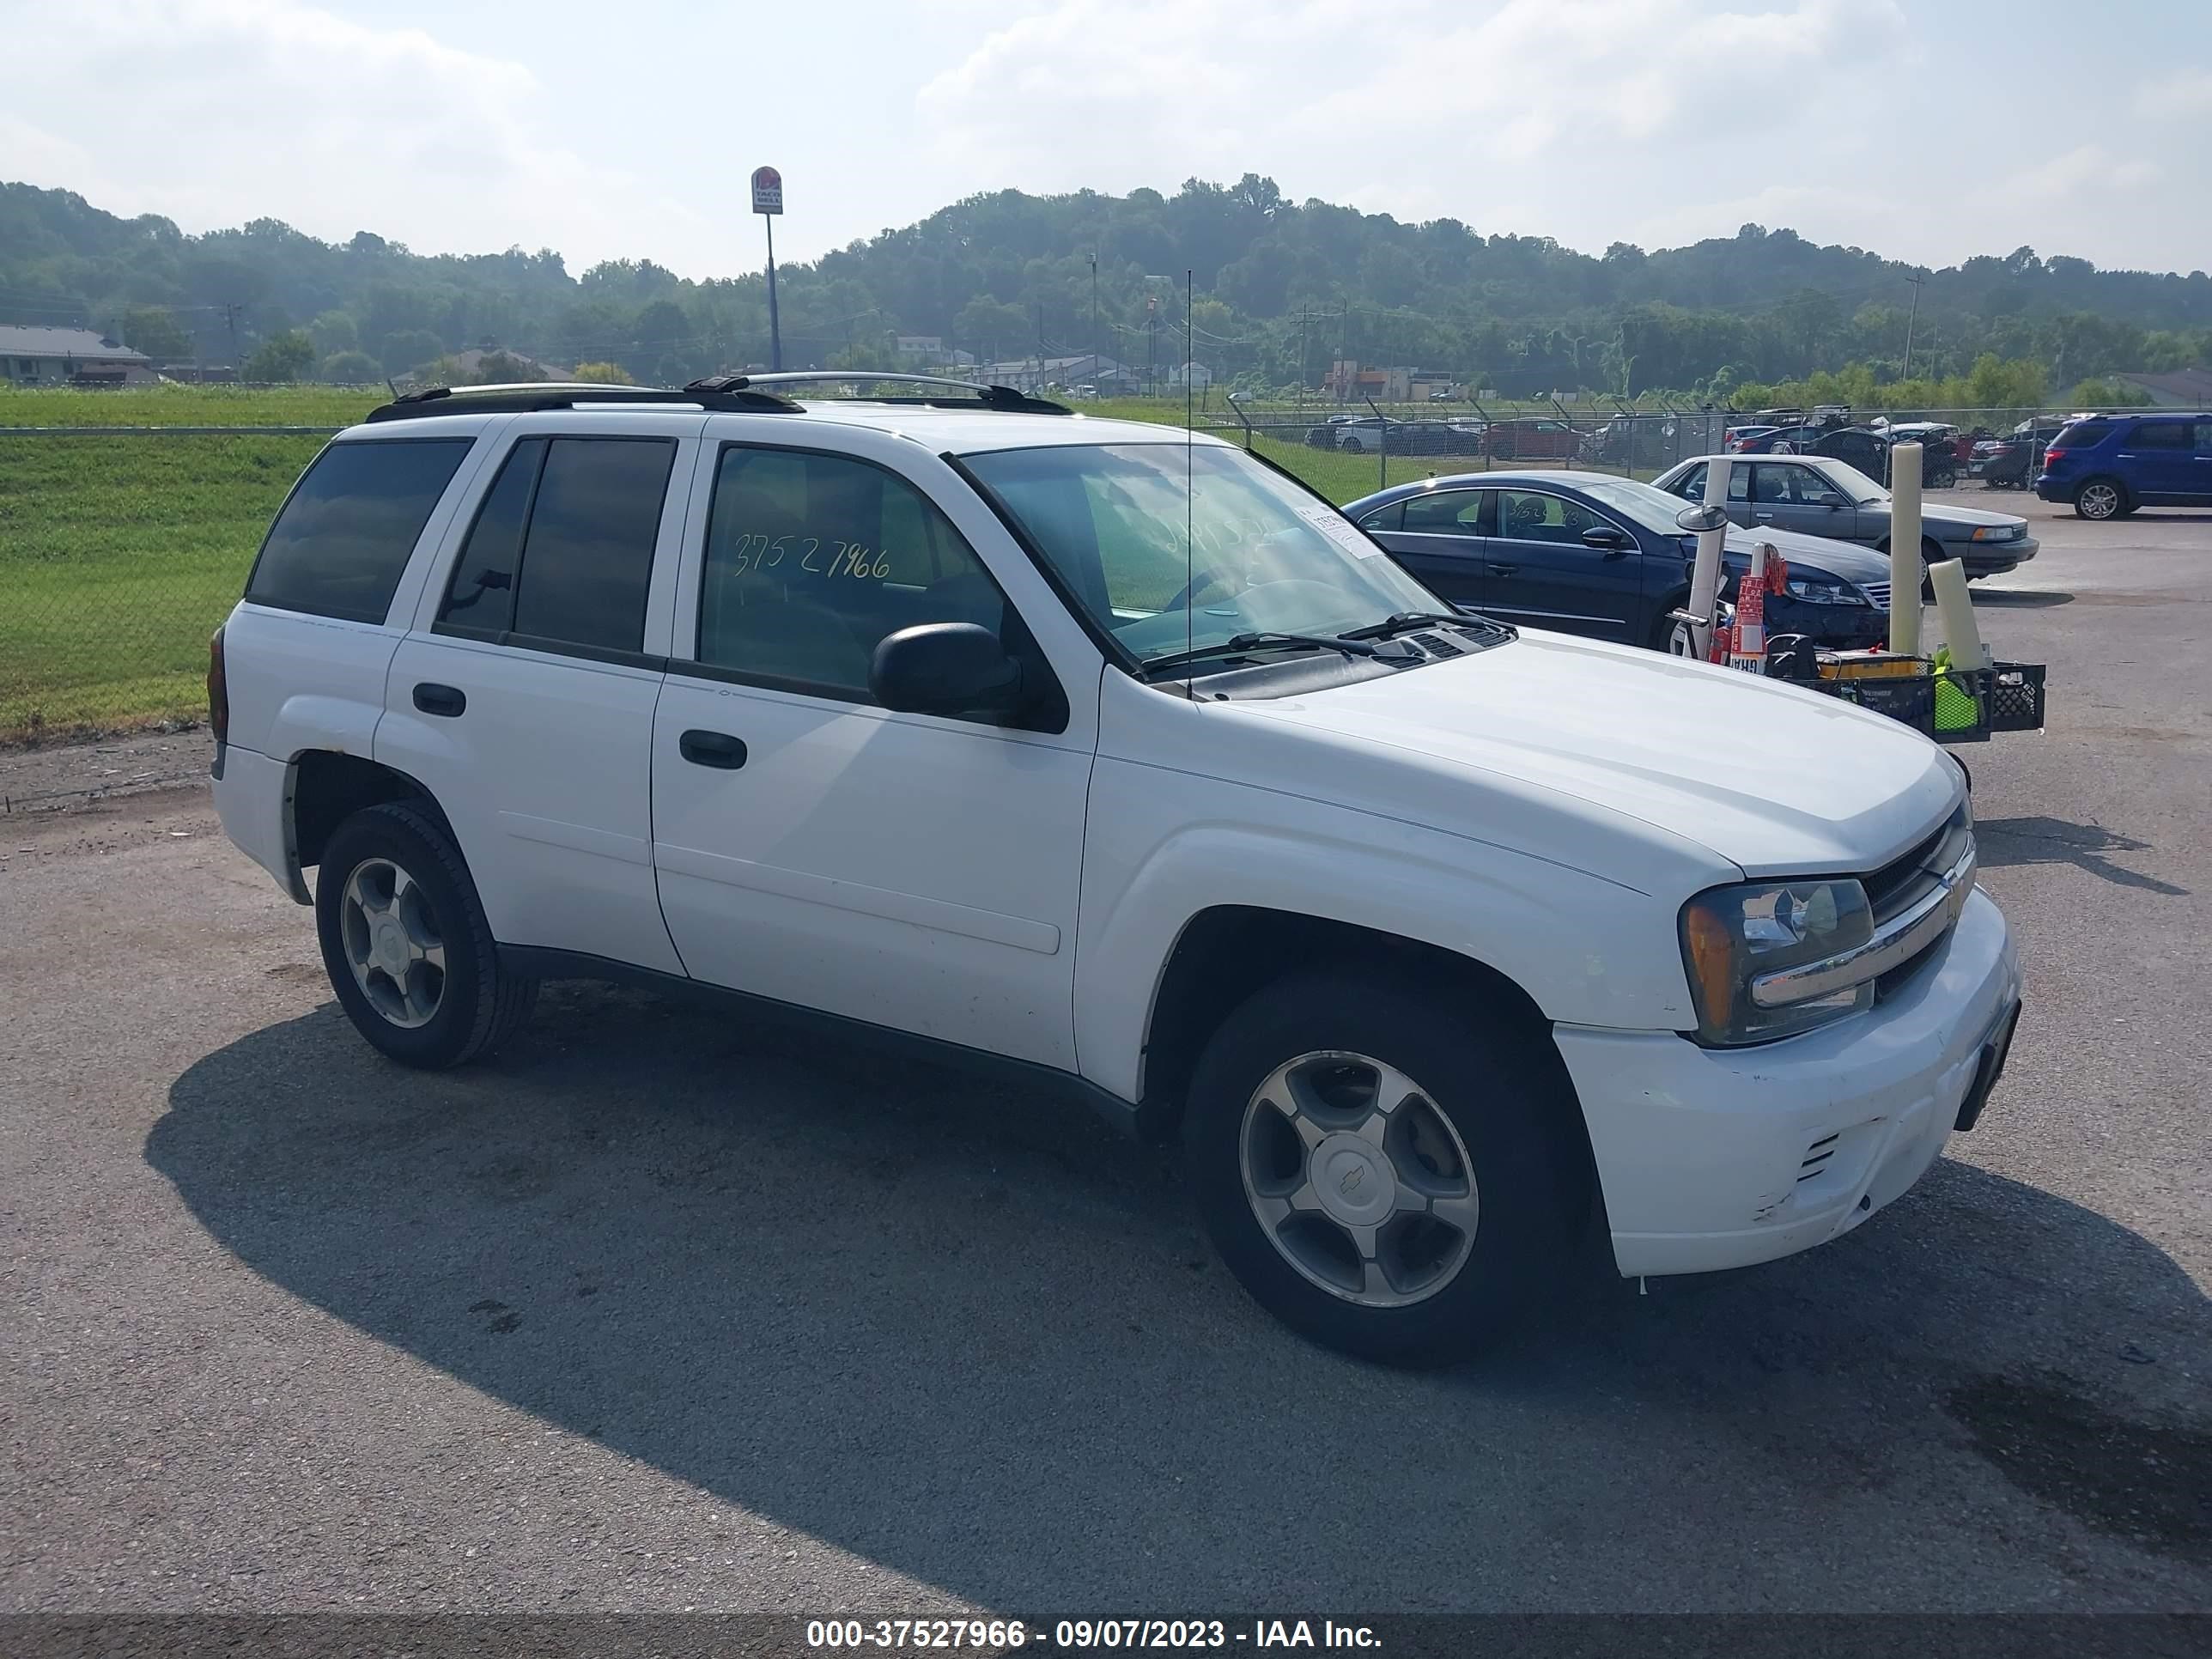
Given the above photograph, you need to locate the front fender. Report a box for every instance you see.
[1073,763,1699,1103]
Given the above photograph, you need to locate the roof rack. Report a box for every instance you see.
[363,381,800,422]
[685,372,1072,416]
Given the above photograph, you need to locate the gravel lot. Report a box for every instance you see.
[3,492,2206,1617]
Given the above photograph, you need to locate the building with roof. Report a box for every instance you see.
[0,325,157,386]
[975,353,1137,394]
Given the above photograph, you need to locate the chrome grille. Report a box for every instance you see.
[1861,580,1892,611]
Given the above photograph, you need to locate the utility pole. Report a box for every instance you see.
[1090,252,1099,380]
[222,302,243,372]
[1036,301,1045,391]
[1901,272,1924,381]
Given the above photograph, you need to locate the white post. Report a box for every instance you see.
[1889,442,1923,657]
[1686,456,1733,659]
[1729,542,1773,672]
[1928,558,1990,669]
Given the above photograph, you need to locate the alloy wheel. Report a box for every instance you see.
[1238,1050,1480,1308]
[339,856,447,1029]
[2079,483,2120,520]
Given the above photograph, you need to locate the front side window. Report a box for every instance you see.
[961,443,1440,669]
[248,438,472,623]
[696,446,1008,697]
[1495,489,1607,546]
[434,435,674,656]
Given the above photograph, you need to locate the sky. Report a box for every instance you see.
[6,0,2209,283]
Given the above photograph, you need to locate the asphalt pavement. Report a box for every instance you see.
[2,490,2206,1617]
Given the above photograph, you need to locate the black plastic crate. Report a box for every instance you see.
[1981,660,2047,732]
[1826,672,1936,736]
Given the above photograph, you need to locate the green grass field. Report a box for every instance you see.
[0,383,1462,742]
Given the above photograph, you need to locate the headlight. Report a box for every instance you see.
[1969,525,2019,541]
[1784,577,1869,605]
[1679,879,1875,1045]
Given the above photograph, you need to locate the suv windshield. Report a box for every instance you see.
[963,443,1443,667]
[1808,457,1888,505]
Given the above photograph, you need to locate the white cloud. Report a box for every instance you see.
[3,0,2206,278]
[918,0,1902,238]
[2138,68,2212,119]
[0,0,712,271]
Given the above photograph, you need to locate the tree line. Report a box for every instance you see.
[3,176,2205,400]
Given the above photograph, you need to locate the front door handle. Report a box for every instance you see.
[412,682,465,718]
[1486,562,1519,577]
[679,729,748,769]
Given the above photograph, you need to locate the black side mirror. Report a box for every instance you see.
[870,623,1023,719]
[1580,525,1634,551]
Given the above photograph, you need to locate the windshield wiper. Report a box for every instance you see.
[1337,610,1465,641]
[1140,630,1394,676]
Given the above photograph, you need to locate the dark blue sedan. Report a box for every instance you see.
[1342,471,1894,653]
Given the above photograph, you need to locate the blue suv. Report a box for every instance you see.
[2037,411,2212,520]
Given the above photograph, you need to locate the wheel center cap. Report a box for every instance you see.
[374,920,410,974]
[1311,1133,1397,1227]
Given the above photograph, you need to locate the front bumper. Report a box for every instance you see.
[1953,535,2036,576]
[1556,886,2020,1279]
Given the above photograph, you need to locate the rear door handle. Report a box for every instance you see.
[1753,511,1776,521]
[1486,562,1518,577]
[412,682,465,718]
[679,729,748,769]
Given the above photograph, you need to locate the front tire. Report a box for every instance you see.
[315,800,537,1069]
[2075,477,2126,520]
[1183,971,1583,1365]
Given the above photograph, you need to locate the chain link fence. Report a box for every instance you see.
[1,425,342,740]
[1,404,2077,743]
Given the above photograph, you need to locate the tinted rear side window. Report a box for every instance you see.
[507,437,675,655]
[246,439,471,623]
[2055,421,2111,447]
[2125,421,2191,450]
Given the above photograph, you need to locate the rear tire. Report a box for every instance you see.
[1182,970,1583,1365]
[315,801,538,1069]
[2075,477,2126,520]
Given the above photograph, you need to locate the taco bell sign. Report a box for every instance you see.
[750,166,783,216]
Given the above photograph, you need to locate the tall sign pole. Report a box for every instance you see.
[751,166,784,372]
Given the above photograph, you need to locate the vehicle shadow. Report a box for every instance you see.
[145,991,2212,1605]
[1976,817,2191,896]
[1971,589,2073,609]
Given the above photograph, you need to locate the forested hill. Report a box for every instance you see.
[4,174,2207,397]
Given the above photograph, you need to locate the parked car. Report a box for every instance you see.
[1345,470,1894,653]
[1730,423,1827,454]
[1971,417,2074,489]
[210,376,2019,1365]
[1723,424,1780,451]
[1653,454,2037,578]
[1305,414,1357,449]
[1808,426,1960,489]
[1337,416,1460,455]
[2036,410,2212,520]
[1480,417,1578,460]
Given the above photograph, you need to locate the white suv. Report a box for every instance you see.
[210,374,2021,1363]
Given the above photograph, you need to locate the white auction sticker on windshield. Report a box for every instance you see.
[1297,504,1384,557]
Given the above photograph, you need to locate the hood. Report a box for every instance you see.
[1249,631,1961,879]
[1717,525,1890,584]
[1921,500,2029,532]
